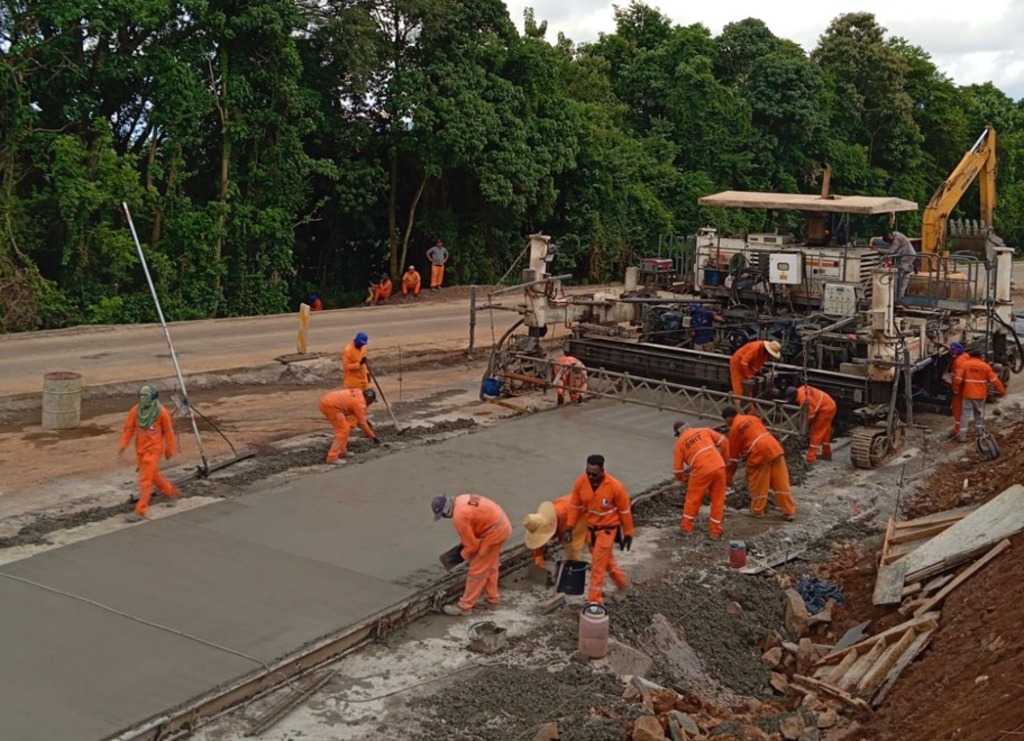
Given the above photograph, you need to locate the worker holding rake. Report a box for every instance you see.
[119,384,179,521]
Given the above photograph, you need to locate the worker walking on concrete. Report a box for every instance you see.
[672,421,729,538]
[953,350,1006,442]
[401,266,421,296]
[873,229,917,301]
[366,275,393,305]
[432,493,512,615]
[786,384,837,464]
[342,332,370,390]
[565,454,635,604]
[318,388,379,463]
[729,339,781,398]
[119,385,179,521]
[722,406,796,521]
[426,239,449,289]
[947,342,969,437]
[552,355,588,405]
[523,495,587,569]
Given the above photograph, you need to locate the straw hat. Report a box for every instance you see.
[763,340,782,359]
[523,501,558,549]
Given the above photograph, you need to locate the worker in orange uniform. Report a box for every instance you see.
[786,384,837,464]
[565,454,635,604]
[119,385,179,522]
[729,339,781,398]
[432,493,512,615]
[522,495,588,569]
[307,294,323,311]
[366,274,393,305]
[953,350,1006,443]
[722,406,796,521]
[672,420,729,538]
[318,388,380,463]
[552,355,588,405]
[341,332,370,390]
[946,342,969,438]
[401,266,421,296]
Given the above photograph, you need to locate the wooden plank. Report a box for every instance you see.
[880,517,896,564]
[901,582,922,598]
[813,613,940,666]
[913,539,1012,617]
[873,558,910,605]
[824,650,859,685]
[830,621,871,653]
[889,522,956,545]
[898,598,927,617]
[871,629,936,708]
[921,573,955,594]
[892,508,975,528]
[906,544,992,583]
[791,675,872,712]
[838,641,885,690]
[858,628,919,694]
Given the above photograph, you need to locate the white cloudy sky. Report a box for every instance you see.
[504,0,1024,99]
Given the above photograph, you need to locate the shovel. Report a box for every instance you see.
[365,360,404,434]
[439,543,465,571]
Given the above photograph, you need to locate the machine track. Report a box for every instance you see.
[850,425,905,469]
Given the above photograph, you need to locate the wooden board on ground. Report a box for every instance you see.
[814,613,940,667]
[871,628,937,707]
[791,675,871,712]
[912,539,1011,616]
[880,510,972,566]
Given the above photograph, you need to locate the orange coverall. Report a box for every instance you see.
[726,414,795,517]
[729,341,771,397]
[402,269,421,296]
[318,389,376,462]
[948,353,970,435]
[452,494,512,610]
[795,385,836,463]
[553,356,588,404]
[566,473,635,604]
[953,357,1006,439]
[531,494,587,568]
[673,427,729,537]
[342,341,369,390]
[119,406,178,516]
[368,277,393,304]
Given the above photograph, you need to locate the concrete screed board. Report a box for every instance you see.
[0,401,679,741]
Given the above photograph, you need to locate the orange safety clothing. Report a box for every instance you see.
[430,264,444,289]
[119,405,178,516]
[402,269,421,295]
[342,341,369,390]
[373,278,393,304]
[310,298,323,311]
[319,389,376,462]
[949,353,969,434]
[953,357,1006,400]
[795,385,837,463]
[673,427,729,537]
[452,494,512,610]
[531,494,586,568]
[567,472,634,604]
[729,341,770,397]
[553,356,589,403]
[726,414,795,517]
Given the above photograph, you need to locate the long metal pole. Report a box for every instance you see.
[122,202,209,475]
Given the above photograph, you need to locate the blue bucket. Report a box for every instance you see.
[556,560,589,595]
[704,267,723,286]
[481,377,503,398]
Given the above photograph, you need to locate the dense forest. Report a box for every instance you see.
[2,2,1024,330]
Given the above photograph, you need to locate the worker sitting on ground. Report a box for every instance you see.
[565,454,635,605]
[672,420,729,539]
[366,274,393,305]
[307,294,323,311]
[722,406,796,521]
[946,342,969,438]
[690,304,723,352]
[552,355,588,405]
[953,350,1006,443]
[432,493,512,615]
[786,384,837,464]
[729,339,781,398]
[872,229,917,302]
[523,495,588,569]
[401,265,421,296]
[119,385,179,522]
[318,388,379,463]
[342,332,370,390]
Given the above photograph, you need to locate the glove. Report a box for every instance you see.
[620,535,633,552]
[371,437,382,446]
[360,357,367,365]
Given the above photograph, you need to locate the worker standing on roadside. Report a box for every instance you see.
[366,274,393,305]
[426,239,449,290]
[786,384,837,464]
[565,454,634,604]
[722,406,796,521]
[672,420,729,538]
[947,342,969,438]
[342,332,370,390]
[953,350,1006,442]
[872,229,917,301]
[318,388,380,463]
[119,385,179,522]
[729,339,781,398]
[432,493,512,615]
[401,265,421,296]
[552,355,588,405]
[523,495,587,569]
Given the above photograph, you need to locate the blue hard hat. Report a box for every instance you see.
[363,388,377,403]
[354,332,369,348]
[431,494,448,521]
[950,342,964,356]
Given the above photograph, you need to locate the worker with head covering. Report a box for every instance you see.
[119,385,178,521]
[672,420,729,538]
[947,342,970,438]
[565,454,635,604]
[722,406,796,520]
[366,274,393,305]
[729,339,781,398]
[318,388,379,463]
[873,229,917,301]
[552,355,589,406]
[307,294,323,311]
[432,493,512,615]
[953,350,1006,443]
[786,384,837,464]
[401,266,422,296]
[426,239,449,289]
[342,332,370,390]
[523,495,587,569]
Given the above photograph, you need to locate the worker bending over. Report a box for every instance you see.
[947,342,969,437]
[119,385,179,521]
[552,355,588,405]
[672,420,729,539]
[787,384,837,464]
[432,493,512,615]
[953,350,1005,442]
[366,275,393,305]
[342,332,370,390]
[318,388,379,463]
[523,495,587,569]
[401,266,421,296]
[730,339,781,398]
[566,454,634,604]
[722,406,796,520]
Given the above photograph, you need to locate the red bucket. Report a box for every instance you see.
[729,540,747,569]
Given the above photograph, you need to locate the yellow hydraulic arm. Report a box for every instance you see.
[920,127,997,254]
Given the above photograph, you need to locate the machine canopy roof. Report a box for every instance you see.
[698,191,918,214]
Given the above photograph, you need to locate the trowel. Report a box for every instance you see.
[439,543,465,571]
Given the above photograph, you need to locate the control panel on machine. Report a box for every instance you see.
[822,283,859,316]
[769,253,803,285]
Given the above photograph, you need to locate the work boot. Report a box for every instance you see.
[442,604,471,616]
[782,513,796,522]
[822,446,832,462]
[741,511,765,519]
[125,512,145,523]
[556,396,565,407]
[613,583,632,603]
[707,532,723,541]
[163,497,178,508]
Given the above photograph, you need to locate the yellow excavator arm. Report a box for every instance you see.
[920,127,997,254]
